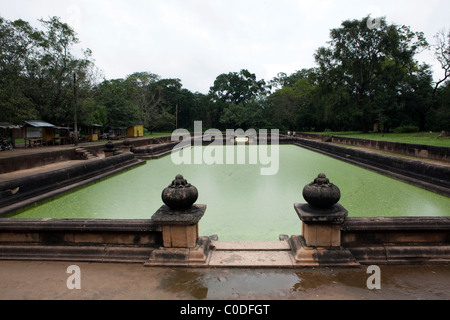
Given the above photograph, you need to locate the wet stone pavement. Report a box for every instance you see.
[0,260,449,300]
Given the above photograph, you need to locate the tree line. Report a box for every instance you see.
[1,15,449,134]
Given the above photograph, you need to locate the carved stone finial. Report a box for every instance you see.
[105,140,115,150]
[314,173,330,185]
[302,173,341,209]
[161,175,198,210]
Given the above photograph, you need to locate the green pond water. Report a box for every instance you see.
[13,145,450,241]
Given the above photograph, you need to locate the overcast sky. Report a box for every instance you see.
[1,0,449,93]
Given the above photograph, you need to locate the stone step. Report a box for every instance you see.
[211,241,291,251]
[207,240,294,267]
[75,147,96,160]
[208,250,294,267]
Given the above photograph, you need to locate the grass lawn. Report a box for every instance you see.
[310,131,450,148]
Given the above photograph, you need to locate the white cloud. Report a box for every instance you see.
[1,0,449,93]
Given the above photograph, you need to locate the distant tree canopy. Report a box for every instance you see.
[314,16,431,132]
[1,15,449,133]
[0,16,96,126]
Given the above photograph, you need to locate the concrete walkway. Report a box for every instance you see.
[0,259,449,300]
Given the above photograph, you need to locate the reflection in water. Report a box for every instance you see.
[292,268,368,292]
[158,269,301,299]
[155,267,414,299]
[159,269,209,300]
[13,146,450,241]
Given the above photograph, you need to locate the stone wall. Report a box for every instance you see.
[341,217,450,265]
[331,136,450,163]
[0,218,162,263]
[294,132,450,163]
[0,137,174,175]
[131,141,179,159]
[0,149,82,174]
[291,137,450,196]
[83,136,174,156]
[0,216,448,265]
[0,153,144,215]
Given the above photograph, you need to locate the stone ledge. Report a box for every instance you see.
[0,236,449,267]
[0,149,80,174]
[342,217,450,232]
[347,244,450,265]
[294,203,348,225]
[0,244,154,263]
[210,240,291,251]
[292,138,450,196]
[0,218,159,232]
[0,154,145,216]
[341,217,450,246]
[0,219,163,247]
[151,205,206,226]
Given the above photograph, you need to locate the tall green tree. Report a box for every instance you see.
[0,17,40,123]
[95,78,140,127]
[209,69,268,106]
[314,16,429,132]
[0,16,96,126]
[125,71,161,130]
[267,76,316,131]
[210,69,268,129]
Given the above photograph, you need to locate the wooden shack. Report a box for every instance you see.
[83,124,102,142]
[24,121,56,147]
[127,125,144,138]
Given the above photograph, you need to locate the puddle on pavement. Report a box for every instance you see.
[156,265,450,300]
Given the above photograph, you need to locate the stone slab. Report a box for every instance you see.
[151,205,206,226]
[211,241,291,251]
[294,203,348,225]
[208,250,294,267]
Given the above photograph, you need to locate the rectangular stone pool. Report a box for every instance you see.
[11,145,450,241]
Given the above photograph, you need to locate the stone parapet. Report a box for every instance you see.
[0,149,81,174]
[0,217,449,266]
[0,153,144,216]
[0,218,162,263]
[293,138,450,196]
[293,132,450,163]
